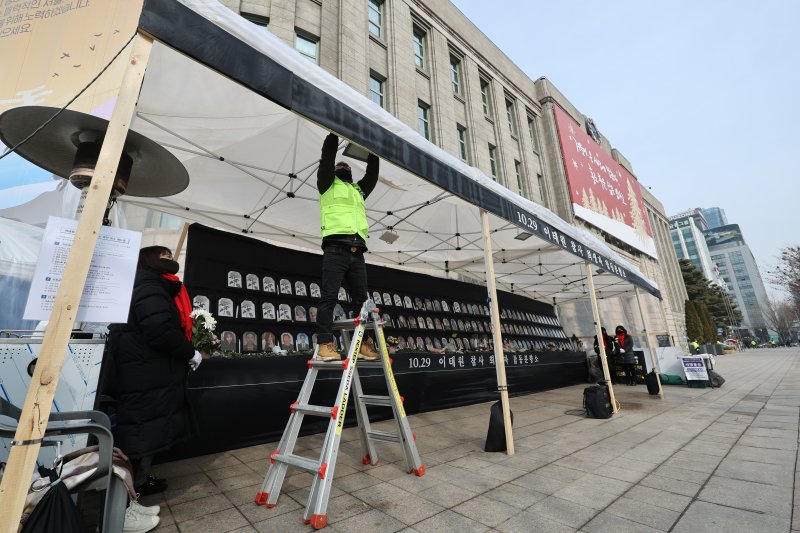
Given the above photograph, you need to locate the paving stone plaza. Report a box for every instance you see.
[138,348,800,532]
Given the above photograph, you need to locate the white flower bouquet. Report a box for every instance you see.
[190,308,220,354]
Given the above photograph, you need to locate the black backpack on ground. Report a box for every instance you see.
[583,383,612,419]
[645,371,660,395]
[485,400,514,452]
[708,370,725,388]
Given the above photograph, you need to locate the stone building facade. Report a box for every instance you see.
[218,0,688,348]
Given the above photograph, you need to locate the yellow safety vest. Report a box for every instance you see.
[319,178,369,240]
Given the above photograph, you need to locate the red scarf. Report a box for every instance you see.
[616,333,626,347]
[162,273,193,341]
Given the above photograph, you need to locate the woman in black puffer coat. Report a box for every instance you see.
[107,246,201,494]
[614,325,637,385]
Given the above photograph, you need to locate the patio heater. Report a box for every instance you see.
[0,106,189,222]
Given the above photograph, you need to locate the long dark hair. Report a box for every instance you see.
[138,245,172,273]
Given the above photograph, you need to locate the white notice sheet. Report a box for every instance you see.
[23,216,142,323]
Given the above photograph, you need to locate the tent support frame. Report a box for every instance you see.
[585,261,619,414]
[481,209,514,455]
[0,32,154,531]
[634,286,664,398]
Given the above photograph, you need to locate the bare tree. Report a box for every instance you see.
[771,245,800,315]
[763,298,795,342]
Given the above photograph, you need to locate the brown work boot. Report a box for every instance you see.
[360,338,380,361]
[317,342,341,361]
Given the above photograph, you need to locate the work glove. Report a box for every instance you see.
[189,350,203,371]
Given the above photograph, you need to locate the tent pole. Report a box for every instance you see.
[634,287,664,399]
[0,32,153,531]
[481,209,514,455]
[174,221,190,261]
[585,261,618,414]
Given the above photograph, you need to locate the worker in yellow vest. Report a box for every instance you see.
[690,340,700,354]
[315,133,380,362]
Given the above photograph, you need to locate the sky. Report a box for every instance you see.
[451,0,799,296]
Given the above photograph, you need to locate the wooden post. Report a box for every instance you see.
[481,209,514,455]
[174,221,190,260]
[634,287,664,399]
[0,33,153,531]
[586,262,618,414]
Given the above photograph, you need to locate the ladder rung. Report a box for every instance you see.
[308,358,350,370]
[359,395,392,407]
[332,318,383,331]
[272,453,320,473]
[356,360,384,369]
[367,429,401,443]
[292,403,335,418]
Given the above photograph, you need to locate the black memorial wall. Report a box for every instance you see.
[162,224,587,460]
[184,224,573,354]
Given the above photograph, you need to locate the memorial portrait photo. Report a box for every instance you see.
[220,331,237,351]
[218,298,234,317]
[193,295,210,311]
[227,271,242,288]
[295,281,307,296]
[279,279,292,295]
[240,300,255,318]
[280,332,294,351]
[243,331,258,352]
[262,331,276,350]
[263,276,276,293]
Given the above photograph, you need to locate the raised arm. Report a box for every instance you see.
[316,133,339,194]
[358,153,380,198]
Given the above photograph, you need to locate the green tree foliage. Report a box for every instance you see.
[678,259,742,335]
[685,300,702,341]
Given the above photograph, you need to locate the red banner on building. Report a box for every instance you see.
[552,105,656,258]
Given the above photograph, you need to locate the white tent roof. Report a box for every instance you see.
[122,0,659,303]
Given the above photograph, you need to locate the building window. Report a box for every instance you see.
[295,32,318,63]
[368,0,383,38]
[412,25,426,69]
[417,101,431,140]
[241,12,269,27]
[457,125,468,162]
[488,144,499,180]
[514,160,526,196]
[537,173,548,206]
[480,77,492,118]
[505,98,517,136]
[369,74,385,108]
[527,115,539,152]
[450,54,462,95]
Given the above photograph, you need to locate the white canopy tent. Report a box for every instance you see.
[0,0,669,523]
[124,0,661,305]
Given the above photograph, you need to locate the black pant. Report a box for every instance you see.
[316,245,368,343]
[623,364,636,385]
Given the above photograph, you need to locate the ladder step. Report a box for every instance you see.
[332,318,383,331]
[292,403,335,418]
[356,360,384,369]
[308,358,350,370]
[358,395,392,407]
[367,429,401,443]
[272,453,321,473]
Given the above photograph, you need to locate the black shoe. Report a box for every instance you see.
[146,474,167,486]
[135,478,168,496]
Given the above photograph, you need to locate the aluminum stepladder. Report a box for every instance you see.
[255,299,425,529]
